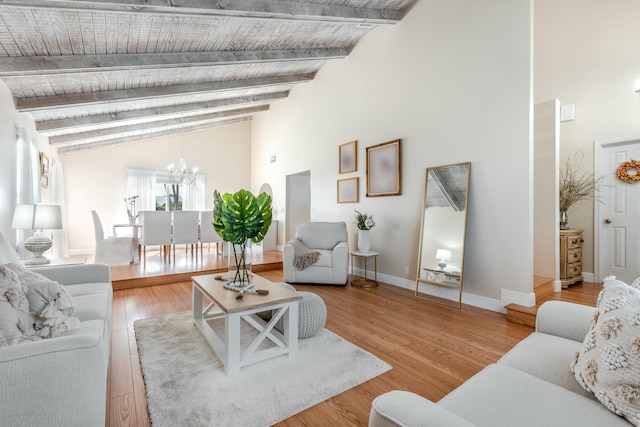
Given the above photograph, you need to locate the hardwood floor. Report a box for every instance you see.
[107,254,601,427]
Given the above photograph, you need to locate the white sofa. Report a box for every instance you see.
[0,263,112,427]
[283,222,349,285]
[369,300,633,427]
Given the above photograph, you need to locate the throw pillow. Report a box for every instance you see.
[0,232,20,265]
[571,278,640,426]
[0,265,40,347]
[4,263,79,338]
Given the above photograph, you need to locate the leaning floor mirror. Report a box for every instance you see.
[415,162,471,308]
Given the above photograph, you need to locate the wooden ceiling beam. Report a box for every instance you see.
[56,117,252,154]
[49,105,267,145]
[1,0,402,24]
[36,92,288,134]
[0,49,348,76]
[16,73,314,111]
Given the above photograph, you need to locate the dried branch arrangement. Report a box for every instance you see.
[559,151,606,212]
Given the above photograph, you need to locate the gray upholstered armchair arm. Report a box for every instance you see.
[535,301,595,342]
[331,241,349,284]
[369,391,476,427]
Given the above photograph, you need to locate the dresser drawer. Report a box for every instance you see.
[561,262,582,279]
[566,248,582,263]
[565,235,583,249]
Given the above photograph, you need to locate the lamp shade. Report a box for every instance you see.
[435,248,451,261]
[11,204,62,230]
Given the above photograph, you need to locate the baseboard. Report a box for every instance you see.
[353,268,505,314]
[500,288,535,308]
[70,248,93,256]
[582,272,595,283]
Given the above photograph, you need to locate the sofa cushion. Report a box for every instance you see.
[5,263,79,338]
[0,266,39,346]
[64,282,112,297]
[71,294,110,323]
[571,278,640,425]
[499,332,594,399]
[439,364,631,426]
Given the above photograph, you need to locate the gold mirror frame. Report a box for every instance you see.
[415,162,471,308]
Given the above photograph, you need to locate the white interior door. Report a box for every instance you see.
[596,137,640,283]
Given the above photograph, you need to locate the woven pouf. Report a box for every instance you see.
[257,283,327,339]
[276,291,327,339]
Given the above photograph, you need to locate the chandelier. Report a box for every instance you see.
[167,123,197,185]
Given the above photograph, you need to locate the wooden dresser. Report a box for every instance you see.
[560,229,583,288]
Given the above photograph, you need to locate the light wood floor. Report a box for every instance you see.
[106,251,601,427]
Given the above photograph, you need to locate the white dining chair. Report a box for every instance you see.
[91,210,135,265]
[139,211,173,264]
[199,211,224,258]
[172,211,200,260]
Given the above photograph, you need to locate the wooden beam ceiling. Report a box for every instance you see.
[0,0,413,151]
[1,0,404,24]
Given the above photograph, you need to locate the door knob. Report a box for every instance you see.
[604,219,612,224]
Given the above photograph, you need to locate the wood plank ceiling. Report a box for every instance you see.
[0,1,414,153]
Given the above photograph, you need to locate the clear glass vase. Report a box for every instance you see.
[227,240,253,287]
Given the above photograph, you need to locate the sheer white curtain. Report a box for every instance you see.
[127,170,157,212]
[50,159,69,258]
[183,175,206,211]
[16,127,40,205]
[15,128,40,256]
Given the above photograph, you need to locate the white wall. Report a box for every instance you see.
[252,0,533,307]
[535,0,640,275]
[60,122,252,251]
[0,80,52,246]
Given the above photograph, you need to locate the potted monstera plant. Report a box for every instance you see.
[213,189,272,289]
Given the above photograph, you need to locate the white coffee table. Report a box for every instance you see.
[192,274,302,376]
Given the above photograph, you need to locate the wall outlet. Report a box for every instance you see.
[270,154,276,163]
[404,266,410,275]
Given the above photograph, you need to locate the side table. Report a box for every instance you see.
[350,250,379,287]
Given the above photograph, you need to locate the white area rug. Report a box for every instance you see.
[134,310,392,427]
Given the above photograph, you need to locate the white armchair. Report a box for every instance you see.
[283,222,349,285]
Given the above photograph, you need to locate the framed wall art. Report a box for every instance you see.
[40,152,49,188]
[366,139,401,197]
[339,140,357,174]
[337,177,359,203]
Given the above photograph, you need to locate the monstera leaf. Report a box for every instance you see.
[213,189,272,245]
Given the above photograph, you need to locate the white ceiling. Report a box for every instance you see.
[0,0,414,153]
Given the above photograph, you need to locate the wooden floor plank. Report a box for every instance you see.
[107,260,600,427]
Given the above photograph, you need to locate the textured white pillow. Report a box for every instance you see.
[5,263,78,338]
[0,232,20,265]
[0,265,40,347]
[571,278,640,426]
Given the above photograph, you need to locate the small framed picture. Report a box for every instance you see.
[40,152,49,188]
[339,140,357,174]
[366,139,401,197]
[337,177,359,203]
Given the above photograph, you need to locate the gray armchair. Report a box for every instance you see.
[283,222,349,285]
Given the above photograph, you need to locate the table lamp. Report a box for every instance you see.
[11,204,63,265]
[435,248,451,270]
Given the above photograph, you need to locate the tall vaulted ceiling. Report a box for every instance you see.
[0,1,414,153]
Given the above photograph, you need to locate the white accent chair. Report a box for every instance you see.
[199,211,224,257]
[172,210,199,259]
[283,222,349,285]
[91,210,135,265]
[139,211,172,264]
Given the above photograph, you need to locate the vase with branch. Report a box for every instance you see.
[559,151,606,230]
[213,189,272,290]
